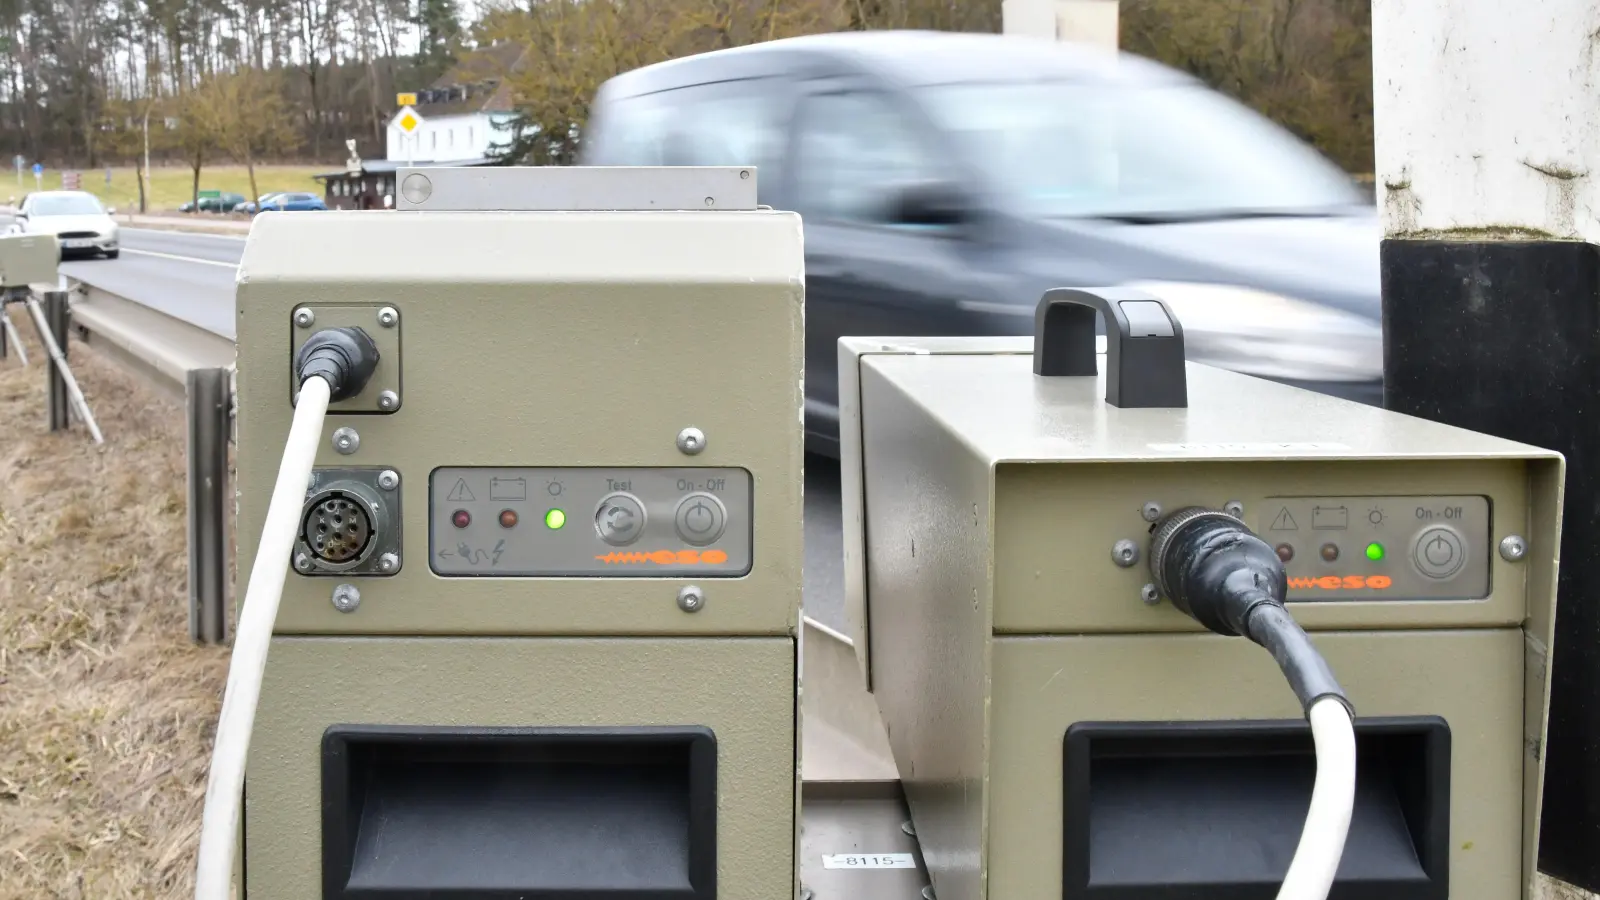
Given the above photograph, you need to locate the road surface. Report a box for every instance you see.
[4,218,852,631]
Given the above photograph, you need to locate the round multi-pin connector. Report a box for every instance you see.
[302,493,373,563]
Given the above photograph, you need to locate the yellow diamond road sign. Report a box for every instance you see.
[397,106,423,134]
[396,92,417,107]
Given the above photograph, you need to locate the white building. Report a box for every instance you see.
[385,42,527,165]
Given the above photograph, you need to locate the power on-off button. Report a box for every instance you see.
[674,492,727,546]
[1413,526,1466,580]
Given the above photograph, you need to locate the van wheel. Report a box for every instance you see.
[104,250,119,259]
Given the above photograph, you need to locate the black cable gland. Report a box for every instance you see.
[295,327,381,403]
[1151,509,1283,636]
[1151,507,1353,716]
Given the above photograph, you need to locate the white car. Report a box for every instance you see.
[12,190,120,259]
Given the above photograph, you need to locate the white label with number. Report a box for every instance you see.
[822,853,917,869]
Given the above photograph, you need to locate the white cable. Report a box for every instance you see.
[194,375,332,900]
[1276,696,1358,900]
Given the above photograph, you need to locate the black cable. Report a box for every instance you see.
[1150,507,1352,716]
[294,326,381,402]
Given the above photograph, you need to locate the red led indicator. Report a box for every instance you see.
[452,509,471,528]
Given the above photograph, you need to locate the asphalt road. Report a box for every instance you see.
[11,218,852,631]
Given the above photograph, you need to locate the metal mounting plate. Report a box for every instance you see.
[294,467,404,577]
[289,304,402,413]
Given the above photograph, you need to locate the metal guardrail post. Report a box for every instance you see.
[44,291,69,430]
[187,366,231,644]
[30,290,103,443]
[1,292,31,366]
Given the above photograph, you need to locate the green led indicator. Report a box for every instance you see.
[1365,542,1385,561]
[545,508,566,530]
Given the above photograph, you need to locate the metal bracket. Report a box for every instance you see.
[1032,287,1188,409]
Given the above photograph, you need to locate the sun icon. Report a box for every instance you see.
[1367,507,1384,526]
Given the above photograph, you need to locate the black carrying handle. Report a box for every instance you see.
[1032,287,1188,409]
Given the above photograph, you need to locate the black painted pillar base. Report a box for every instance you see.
[1382,238,1600,891]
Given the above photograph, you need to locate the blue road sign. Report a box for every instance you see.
[31,163,42,176]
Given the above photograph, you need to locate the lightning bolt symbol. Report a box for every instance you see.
[492,539,505,565]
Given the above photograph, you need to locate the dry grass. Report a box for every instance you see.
[0,317,228,899]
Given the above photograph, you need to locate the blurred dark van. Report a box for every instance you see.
[581,30,1382,457]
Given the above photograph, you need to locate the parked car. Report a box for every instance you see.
[581,30,1384,457]
[259,192,327,212]
[10,190,120,259]
[180,192,246,214]
[234,192,286,215]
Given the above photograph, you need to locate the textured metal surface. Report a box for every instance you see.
[186,366,230,643]
[989,630,1525,899]
[235,208,804,636]
[0,232,59,287]
[859,364,993,900]
[800,783,930,900]
[245,636,798,900]
[394,165,759,211]
[847,339,1563,900]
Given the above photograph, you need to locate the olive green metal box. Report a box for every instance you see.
[0,232,59,288]
[233,168,804,899]
[840,336,1563,900]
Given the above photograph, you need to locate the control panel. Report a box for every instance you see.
[1258,494,1491,601]
[429,466,752,577]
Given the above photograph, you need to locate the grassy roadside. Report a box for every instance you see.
[0,322,230,898]
[6,165,326,215]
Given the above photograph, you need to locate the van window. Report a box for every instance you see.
[792,91,942,223]
[585,79,789,202]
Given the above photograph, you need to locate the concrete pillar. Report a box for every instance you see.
[1002,0,1119,49]
[1374,1,1600,892]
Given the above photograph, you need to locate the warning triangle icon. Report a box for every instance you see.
[446,478,475,502]
[1270,507,1298,531]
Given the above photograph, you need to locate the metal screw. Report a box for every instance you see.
[677,585,706,613]
[294,552,313,572]
[740,169,751,180]
[800,890,813,900]
[923,887,937,900]
[377,390,399,411]
[901,819,917,837]
[377,306,399,328]
[704,196,715,207]
[331,583,361,613]
[1224,500,1245,518]
[1141,501,1163,522]
[332,426,360,455]
[401,172,433,204]
[1140,583,1160,605]
[377,469,400,491]
[293,308,315,328]
[677,426,706,455]
[1499,535,1528,562]
[1111,539,1140,568]
[378,552,400,573]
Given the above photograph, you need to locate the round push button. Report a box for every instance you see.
[1412,526,1466,580]
[674,492,727,546]
[595,493,646,546]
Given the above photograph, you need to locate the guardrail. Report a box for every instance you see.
[62,276,237,643]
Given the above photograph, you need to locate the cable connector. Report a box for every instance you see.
[294,327,380,402]
[1150,507,1352,717]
